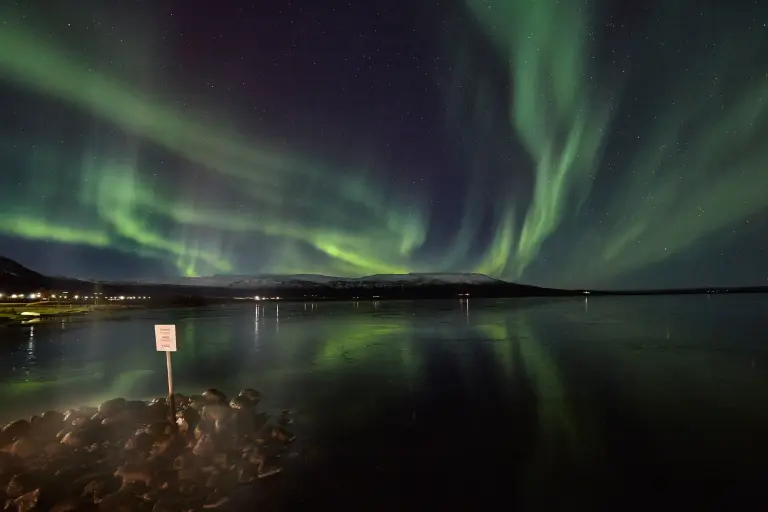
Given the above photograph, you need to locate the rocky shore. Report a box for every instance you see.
[0,388,295,511]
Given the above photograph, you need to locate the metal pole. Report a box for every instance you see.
[166,351,175,423]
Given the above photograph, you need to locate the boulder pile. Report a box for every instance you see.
[0,388,295,511]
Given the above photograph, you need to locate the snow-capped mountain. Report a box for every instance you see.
[135,272,505,289]
[1,255,565,299]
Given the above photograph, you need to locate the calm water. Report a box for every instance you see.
[1,296,768,509]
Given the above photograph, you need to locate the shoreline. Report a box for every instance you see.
[2,289,767,328]
[0,303,137,327]
[0,388,295,509]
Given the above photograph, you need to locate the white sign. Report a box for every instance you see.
[154,324,177,351]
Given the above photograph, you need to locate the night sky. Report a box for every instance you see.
[1,0,767,290]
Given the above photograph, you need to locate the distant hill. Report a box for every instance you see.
[111,269,561,298]
[1,256,766,300]
[131,272,506,289]
[0,256,52,289]
[0,256,567,299]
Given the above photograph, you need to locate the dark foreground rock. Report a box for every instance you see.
[0,389,295,511]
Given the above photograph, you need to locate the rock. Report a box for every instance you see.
[236,462,258,484]
[213,416,237,438]
[98,488,145,512]
[98,398,127,418]
[81,478,105,498]
[150,433,182,458]
[279,409,294,426]
[71,415,94,429]
[0,388,292,510]
[172,452,196,471]
[6,473,37,499]
[31,412,65,440]
[193,420,213,441]
[61,409,79,423]
[41,410,64,424]
[233,410,267,434]
[12,488,40,512]
[44,441,67,458]
[147,400,171,422]
[125,432,153,453]
[228,396,253,410]
[238,389,262,405]
[270,425,295,443]
[201,405,230,424]
[246,446,266,467]
[114,463,154,486]
[1,420,31,446]
[210,452,231,470]
[4,438,41,459]
[177,467,203,485]
[79,475,120,505]
[175,409,199,436]
[202,494,230,509]
[152,495,188,512]
[204,470,236,491]
[54,424,75,441]
[101,409,140,426]
[257,458,282,479]
[192,435,216,458]
[60,429,91,449]
[202,389,227,405]
[71,406,98,420]
[172,394,190,407]
[145,422,174,438]
[50,499,81,512]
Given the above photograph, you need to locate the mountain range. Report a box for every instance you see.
[2,256,766,300]
[0,256,567,299]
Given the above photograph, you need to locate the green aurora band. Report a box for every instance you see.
[1,1,766,284]
[463,0,768,284]
[0,14,427,277]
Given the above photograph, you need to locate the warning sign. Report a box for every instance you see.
[154,324,177,351]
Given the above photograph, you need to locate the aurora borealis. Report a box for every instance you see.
[1,0,766,288]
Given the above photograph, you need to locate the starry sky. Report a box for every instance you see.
[1,0,767,290]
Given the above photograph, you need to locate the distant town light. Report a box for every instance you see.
[119,296,125,300]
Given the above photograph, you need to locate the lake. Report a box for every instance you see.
[1,295,767,509]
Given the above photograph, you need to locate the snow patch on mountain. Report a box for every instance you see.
[134,273,505,289]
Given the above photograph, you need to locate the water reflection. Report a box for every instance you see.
[0,297,767,507]
[25,325,35,368]
[254,305,261,351]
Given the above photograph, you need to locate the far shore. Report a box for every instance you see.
[0,302,138,327]
[2,286,767,328]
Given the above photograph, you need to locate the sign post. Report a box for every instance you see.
[154,325,177,423]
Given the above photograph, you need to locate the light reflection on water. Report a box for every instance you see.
[0,296,766,507]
